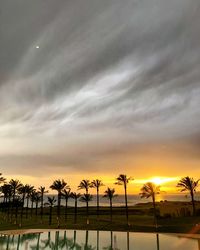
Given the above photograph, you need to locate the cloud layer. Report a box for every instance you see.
[0,0,200,179]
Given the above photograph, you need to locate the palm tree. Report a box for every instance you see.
[9,179,22,202]
[177,176,199,216]
[25,185,34,218]
[0,173,6,184]
[62,187,71,224]
[103,188,117,222]
[45,196,56,225]
[91,179,104,217]
[38,186,48,221]
[34,192,41,216]
[115,174,133,225]
[1,184,12,203]
[78,179,91,221]
[78,179,91,194]
[30,190,37,217]
[18,184,28,226]
[71,192,81,224]
[9,179,22,221]
[1,184,12,220]
[13,196,22,225]
[80,193,93,224]
[50,179,67,227]
[1,183,9,203]
[140,182,160,227]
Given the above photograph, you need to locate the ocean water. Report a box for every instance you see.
[43,193,199,207]
[1,193,198,208]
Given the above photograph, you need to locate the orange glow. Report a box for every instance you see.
[134,176,179,186]
[4,174,182,194]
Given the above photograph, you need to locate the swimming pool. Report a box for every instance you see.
[0,230,199,249]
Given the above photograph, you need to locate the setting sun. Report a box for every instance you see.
[135,176,179,186]
[150,177,179,185]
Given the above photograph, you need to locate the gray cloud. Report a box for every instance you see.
[0,0,200,175]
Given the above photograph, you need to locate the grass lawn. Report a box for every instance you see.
[0,203,200,234]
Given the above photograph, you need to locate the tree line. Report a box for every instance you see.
[0,173,199,228]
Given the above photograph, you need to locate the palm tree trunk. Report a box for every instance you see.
[31,200,33,217]
[41,194,43,220]
[124,185,129,225]
[11,190,16,221]
[20,194,25,226]
[65,199,68,223]
[36,201,38,216]
[86,201,89,225]
[49,206,52,225]
[26,197,29,219]
[152,194,157,229]
[15,202,18,224]
[7,196,11,221]
[57,192,61,228]
[74,199,77,224]
[110,198,113,222]
[191,190,196,216]
[97,188,99,218]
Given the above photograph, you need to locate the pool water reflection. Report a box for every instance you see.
[0,230,199,249]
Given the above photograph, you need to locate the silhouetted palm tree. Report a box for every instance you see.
[25,185,34,218]
[115,174,133,225]
[30,190,37,217]
[1,183,12,202]
[78,179,91,223]
[103,188,117,222]
[14,196,22,225]
[91,179,104,217]
[45,196,56,225]
[38,186,48,221]
[34,192,41,216]
[1,183,11,203]
[18,184,28,226]
[78,179,91,194]
[80,193,93,224]
[71,192,81,224]
[0,173,6,184]
[9,179,22,202]
[50,179,67,227]
[140,182,160,227]
[9,179,22,221]
[1,184,12,219]
[177,176,199,216]
[62,187,71,224]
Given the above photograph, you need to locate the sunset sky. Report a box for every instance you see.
[0,0,200,194]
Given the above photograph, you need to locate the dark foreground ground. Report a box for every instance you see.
[0,202,199,234]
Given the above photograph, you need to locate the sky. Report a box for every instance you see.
[0,0,200,193]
